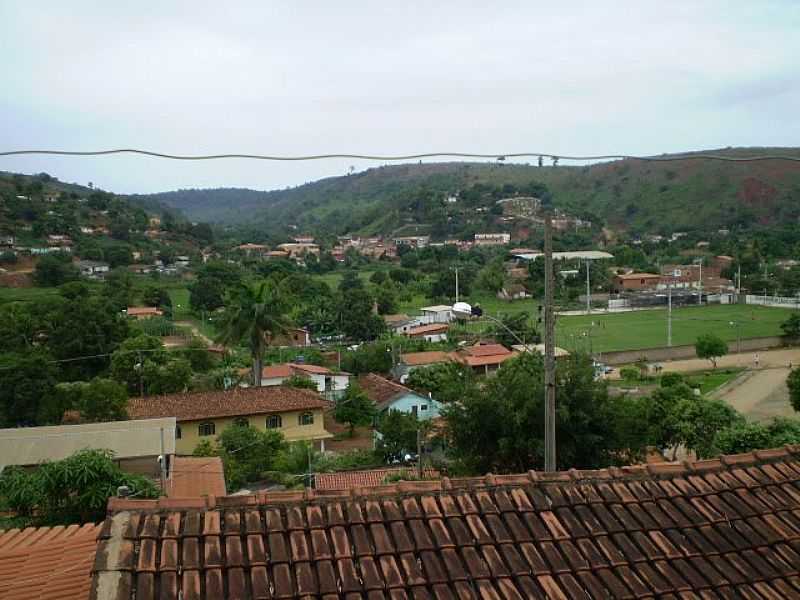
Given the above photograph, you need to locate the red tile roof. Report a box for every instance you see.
[127,386,328,422]
[0,523,100,600]
[262,363,337,379]
[315,467,441,490]
[126,306,163,316]
[261,364,294,379]
[404,323,449,337]
[166,457,227,498]
[461,343,511,357]
[400,350,453,366]
[94,446,800,599]
[358,373,419,408]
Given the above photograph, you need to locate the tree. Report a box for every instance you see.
[660,372,684,387]
[376,410,421,461]
[0,449,157,525]
[54,378,129,423]
[337,288,385,341]
[475,261,505,293]
[216,282,291,387]
[782,314,800,339]
[0,350,58,426]
[341,341,393,375]
[283,374,319,391]
[405,362,474,404]
[673,395,743,458]
[34,254,78,286]
[110,335,190,396]
[180,338,215,372]
[374,285,398,315]
[695,333,728,368]
[189,276,227,312]
[488,313,540,347]
[334,383,377,437]
[142,285,173,315]
[216,424,286,490]
[789,368,800,412]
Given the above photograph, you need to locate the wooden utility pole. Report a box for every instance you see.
[543,213,557,472]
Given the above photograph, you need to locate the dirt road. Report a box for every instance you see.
[657,347,800,374]
[709,367,793,421]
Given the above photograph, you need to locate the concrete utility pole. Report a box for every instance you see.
[585,260,591,314]
[543,213,557,472]
[667,279,673,347]
[159,427,167,491]
[697,260,703,305]
[454,266,460,303]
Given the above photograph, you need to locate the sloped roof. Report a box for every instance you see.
[400,351,453,366]
[358,373,421,408]
[261,364,294,379]
[94,446,800,599]
[166,457,227,498]
[383,313,411,324]
[127,387,328,422]
[0,523,101,600]
[0,417,177,468]
[316,467,441,490]
[404,323,449,337]
[462,343,511,357]
[126,306,162,316]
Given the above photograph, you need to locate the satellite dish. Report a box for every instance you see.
[452,302,473,318]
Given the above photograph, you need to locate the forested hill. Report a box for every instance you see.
[131,147,800,235]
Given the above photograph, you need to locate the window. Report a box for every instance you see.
[267,415,282,429]
[420,404,428,412]
[298,412,314,426]
[233,417,249,427]
[176,425,182,439]
[198,422,215,437]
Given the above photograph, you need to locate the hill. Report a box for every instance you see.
[132,147,800,236]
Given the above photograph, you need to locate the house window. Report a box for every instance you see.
[176,425,182,439]
[233,417,249,427]
[267,415,282,429]
[298,412,314,426]
[420,404,428,412]
[198,422,215,437]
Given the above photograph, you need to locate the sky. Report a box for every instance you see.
[1,1,799,194]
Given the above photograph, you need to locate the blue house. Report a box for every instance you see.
[358,373,442,420]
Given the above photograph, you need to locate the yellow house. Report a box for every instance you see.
[127,386,333,455]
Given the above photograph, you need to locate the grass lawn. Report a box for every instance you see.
[0,286,65,303]
[556,304,796,354]
[684,368,745,395]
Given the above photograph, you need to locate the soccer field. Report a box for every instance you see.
[556,304,796,354]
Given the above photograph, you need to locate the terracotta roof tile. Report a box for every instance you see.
[92,448,800,599]
[127,386,328,422]
[358,374,422,408]
[166,456,227,498]
[400,351,453,366]
[316,468,440,490]
[0,523,100,600]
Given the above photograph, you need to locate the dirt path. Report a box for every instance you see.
[709,367,793,421]
[175,320,215,346]
[657,347,800,374]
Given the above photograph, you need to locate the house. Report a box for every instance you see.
[512,343,570,359]
[0,417,177,478]
[292,236,315,244]
[358,373,442,420]
[276,242,320,260]
[46,234,72,246]
[453,342,516,375]
[165,456,227,498]
[258,362,350,400]
[271,327,312,347]
[383,313,420,335]
[496,283,529,301]
[92,447,800,599]
[0,234,16,247]
[265,250,290,260]
[128,386,333,453]
[402,322,448,343]
[237,243,269,257]
[77,259,110,279]
[393,350,453,382]
[474,233,511,246]
[0,522,101,600]
[419,304,454,324]
[612,272,662,292]
[315,466,440,490]
[174,255,190,267]
[393,235,429,248]
[126,306,163,319]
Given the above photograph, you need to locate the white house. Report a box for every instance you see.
[418,305,454,324]
[259,363,350,400]
[78,259,110,279]
[403,323,448,343]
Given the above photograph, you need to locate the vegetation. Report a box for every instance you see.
[0,449,158,526]
[333,383,377,437]
[789,368,800,413]
[694,333,728,368]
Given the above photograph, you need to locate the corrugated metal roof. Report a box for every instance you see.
[0,417,176,468]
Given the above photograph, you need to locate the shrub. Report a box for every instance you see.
[660,372,684,387]
[620,367,640,382]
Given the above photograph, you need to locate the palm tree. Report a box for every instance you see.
[216,281,290,387]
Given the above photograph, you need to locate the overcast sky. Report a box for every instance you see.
[1,2,799,194]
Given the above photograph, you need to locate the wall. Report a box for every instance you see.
[599,336,788,366]
[175,408,331,454]
[384,392,442,420]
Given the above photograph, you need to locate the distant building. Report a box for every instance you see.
[612,272,662,292]
[358,373,442,420]
[394,351,453,382]
[276,243,320,260]
[292,236,315,244]
[419,305,454,324]
[383,314,420,335]
[402,323,448,343]
[393,235,429,248]
[452,342,516,375]
[474,233,511,246]
[497,283,530,301]
[126,306,164,319]
[257,362,350,400]
[77,259,110,279]
[271,327,312,347]
[237,243,269,257]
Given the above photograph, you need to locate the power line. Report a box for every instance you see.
[1,148,800,162]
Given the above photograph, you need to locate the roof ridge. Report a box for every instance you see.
[106,445,800,513]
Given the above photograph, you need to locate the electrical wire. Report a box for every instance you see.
[2,148,800,162]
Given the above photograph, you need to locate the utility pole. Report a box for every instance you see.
[667,279,672,347]
[159,427,167,491]
[698,260,703,305]
[416,426,423,479]
[585,260,591,314]
[137,350,145,397]
[454,266,460,303]
[543,213,556,472]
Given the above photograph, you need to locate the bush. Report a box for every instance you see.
[660,372,684,387]
[620,367,640,382]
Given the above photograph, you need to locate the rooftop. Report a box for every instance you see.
[166,457,227,498]
[615,272,662,280]
[358,373,421,408]
[0,523,101,600]
[125,306,163,316]
[93,446,800,599]
[0,417,177,468]
[316,467,441,490]
[420,305,453,313]
[404,323,449,336]
[127,387,329,423]
[400,350,453,366]
[514,250,614,261]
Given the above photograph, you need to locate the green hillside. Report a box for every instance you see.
[132,147,800,236]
